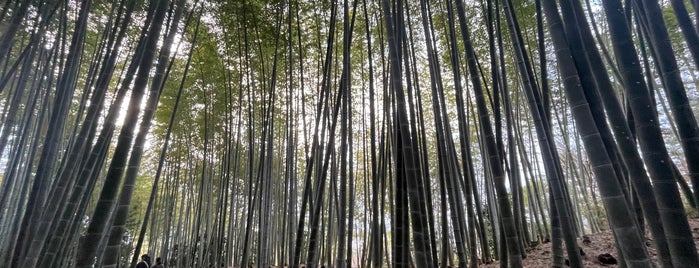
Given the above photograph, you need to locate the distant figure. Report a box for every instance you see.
[152,257,164,268]
[137,254,151,268]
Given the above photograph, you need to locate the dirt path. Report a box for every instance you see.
[481,219,699,267]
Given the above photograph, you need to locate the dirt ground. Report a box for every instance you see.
[482,219,699,267]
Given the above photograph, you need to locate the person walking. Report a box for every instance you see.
[136,254,150,268]
[152,257,164,268]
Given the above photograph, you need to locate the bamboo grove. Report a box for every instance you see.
[1,0,699,267]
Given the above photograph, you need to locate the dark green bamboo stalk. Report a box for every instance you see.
[75,1,169,266]
[541,1,652,266]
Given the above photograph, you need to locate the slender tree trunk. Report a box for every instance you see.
[0,0,30,65]
[10,1,91,266]
[605,0,699,266]
[635,0,699,208]
[102,1,188,267]
[75,1,169,267]
[542,2,652,266]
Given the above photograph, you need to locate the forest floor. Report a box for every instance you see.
[482,218,699,267]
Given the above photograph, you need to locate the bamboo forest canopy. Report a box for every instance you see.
[2,0,699,267]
